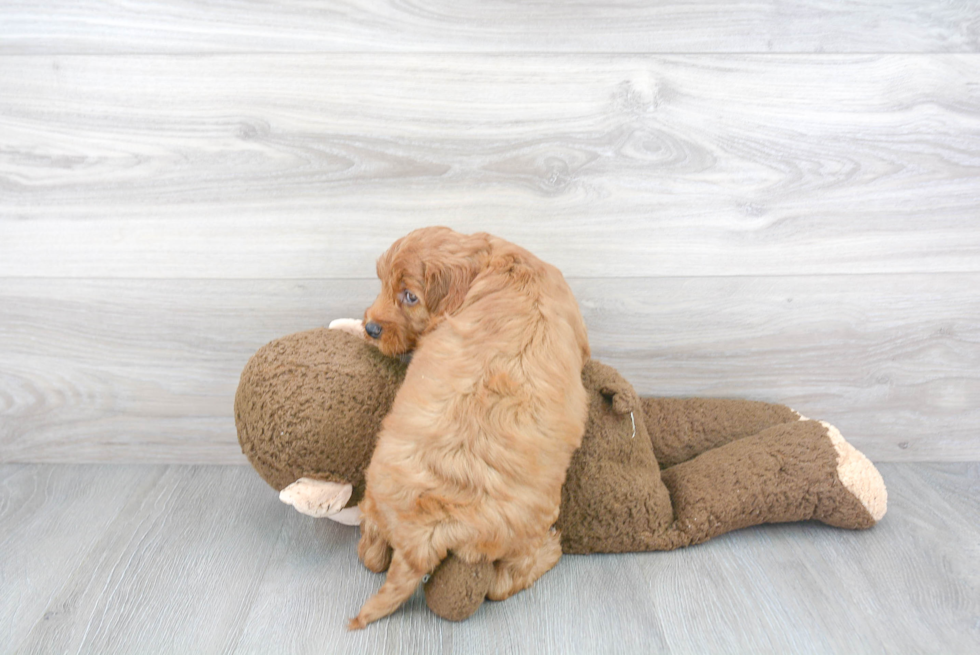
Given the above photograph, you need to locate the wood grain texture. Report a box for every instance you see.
[2,54,979,278]
[3,463,979,653]
[8,465,287,654]
[2,1,978,54]
[2,5,977,468]
[0,278,348,464]
[0,465,157,649]
[2,275,976,463]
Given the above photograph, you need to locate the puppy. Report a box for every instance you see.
[349,226,590,629]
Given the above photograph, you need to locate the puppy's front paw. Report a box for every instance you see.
[328,318,365,337]
[279,478,353,518]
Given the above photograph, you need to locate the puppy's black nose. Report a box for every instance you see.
[365,322,383,339]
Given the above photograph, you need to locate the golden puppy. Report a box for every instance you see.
[349,226,590,629]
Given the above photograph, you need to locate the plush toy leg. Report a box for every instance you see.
[642,398,804,468]
[657,419,886,549]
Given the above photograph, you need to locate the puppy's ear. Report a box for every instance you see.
[423,257,481,317]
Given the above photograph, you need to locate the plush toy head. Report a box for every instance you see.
[236,327,886,622]
[235,328,405,501]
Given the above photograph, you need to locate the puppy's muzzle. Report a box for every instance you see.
[365,322,383,339]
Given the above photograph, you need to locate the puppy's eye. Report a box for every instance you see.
[399,290,419,306]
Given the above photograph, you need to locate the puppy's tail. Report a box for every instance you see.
[348,550,428,629]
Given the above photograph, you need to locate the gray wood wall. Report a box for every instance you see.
[2,2,978,464]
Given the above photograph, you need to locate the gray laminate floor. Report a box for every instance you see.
[2,462,977,654]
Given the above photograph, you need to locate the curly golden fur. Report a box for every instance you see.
[349,227,590,629]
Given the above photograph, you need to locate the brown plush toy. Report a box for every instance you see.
[235,326,887,622]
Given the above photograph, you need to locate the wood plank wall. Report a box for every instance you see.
[1,2,978,463]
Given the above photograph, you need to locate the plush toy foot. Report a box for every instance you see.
[279,478,354,519]
[328,318,365,337]
[424,553,495,621]
[821,421,887,526]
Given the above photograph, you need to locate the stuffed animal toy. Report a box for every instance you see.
[235,326,887,622]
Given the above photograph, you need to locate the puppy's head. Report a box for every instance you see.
[363,227,489,356]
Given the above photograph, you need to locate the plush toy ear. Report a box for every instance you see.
[600,381,640,416]
[328,318,365,336]
[279,478,353,518]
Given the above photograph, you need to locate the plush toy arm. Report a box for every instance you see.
[641,397,802,468]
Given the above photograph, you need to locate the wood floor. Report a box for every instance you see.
[2,462,978,654]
